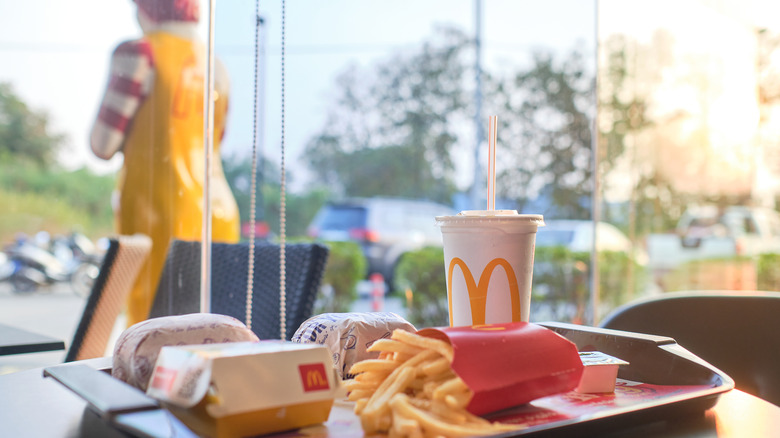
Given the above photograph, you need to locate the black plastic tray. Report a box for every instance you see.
[47,323,733,438]
[275,322,734,438]
[479,321,735,437]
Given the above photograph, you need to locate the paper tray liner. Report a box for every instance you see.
[417,322,583,416]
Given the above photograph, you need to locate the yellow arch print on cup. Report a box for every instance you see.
[471,324,509,331]
[447,257,521,326]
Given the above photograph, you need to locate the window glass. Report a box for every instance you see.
[598,0,780,319]
[0,0,224,373]
[31,0,780,370]
[8,0,780,373]
[219,0,596,328]
[2,1,599,372]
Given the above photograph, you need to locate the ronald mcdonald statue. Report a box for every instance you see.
[90,0,239,326]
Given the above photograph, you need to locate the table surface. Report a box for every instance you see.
[0,322,66,356]
[0,357,778,438]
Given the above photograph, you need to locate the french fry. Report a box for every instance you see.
[444,392,471,410]
[391,329,454,362]
[430,399,470,425]
[350,358,398,374]
[421,357,450,376]
[390,393,518,437]
[347,389,373,401]
[432,377,469,401]
[347,329,523,437]
[368,338,423,355]
[344,379,380,392]
[354,398,368,415]
[391,415,423,438]
[356,370,389,383]
[361,350,438,431]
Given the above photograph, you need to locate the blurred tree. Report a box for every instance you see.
[222,152,277,226]
[757,28,780,107]
[303,27,468,205]
[496,49,594,219]
[597,32,692,235]
[0,83,113,241]
[223,152,329,238]
[756,28,780,208]
[263,185,329,238]
[303,26,604,217]
[0,82,65,167]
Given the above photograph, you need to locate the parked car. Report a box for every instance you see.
[646,205,780,272]
[531,219,649,322]
[535,219,646,262]
[307,197,456,283]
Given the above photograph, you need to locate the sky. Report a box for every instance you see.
[0,0,595,192]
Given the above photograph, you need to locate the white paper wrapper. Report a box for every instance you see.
[112,313,259,391]
[291,312,416,379]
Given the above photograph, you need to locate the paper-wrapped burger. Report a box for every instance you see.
[292,312,416,379]
[112,313,260,391]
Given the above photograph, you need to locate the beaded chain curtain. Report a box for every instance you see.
[201,0,288,339]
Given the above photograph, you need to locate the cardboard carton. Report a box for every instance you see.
[147,341,339,438]
[418,322,584,416]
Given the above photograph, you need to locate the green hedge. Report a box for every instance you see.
[393,246,449,328]
[0,187,113,243]
[532,246,648,323]
[0,162,114,243]
[757,253,780,291]
[314,241,367,314]
[392,245,649,328]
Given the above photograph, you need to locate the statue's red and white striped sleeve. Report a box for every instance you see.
[90,39,155,160]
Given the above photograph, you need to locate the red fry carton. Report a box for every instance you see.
[417,322,583,416]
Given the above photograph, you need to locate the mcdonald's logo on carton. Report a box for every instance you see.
[147,341,339,438]
[150,365,177,393]
[299,363,330,391]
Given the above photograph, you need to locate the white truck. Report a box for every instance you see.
[646,205,780,272]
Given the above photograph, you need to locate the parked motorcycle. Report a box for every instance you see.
[3,232,104,297]
[0,251,13,282]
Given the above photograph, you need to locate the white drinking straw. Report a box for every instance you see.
[487,115,497,211]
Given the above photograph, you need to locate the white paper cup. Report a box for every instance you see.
[435,210,544,326]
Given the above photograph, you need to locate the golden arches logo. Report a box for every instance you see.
[447,257,520,326]
[299,363,330,391]
[307,370,327,388]
[471,324,507,331]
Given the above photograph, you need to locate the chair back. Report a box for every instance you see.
[600,291,780,406]
[149,240,329,340]
[65,234,152,362]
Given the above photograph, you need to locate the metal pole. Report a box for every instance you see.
[200,0,217,314]
[257,15,267,224]
[589,0,600,325]
[470,0,484,210]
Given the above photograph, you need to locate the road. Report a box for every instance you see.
[0,283,87,374]
[0,281,406,375]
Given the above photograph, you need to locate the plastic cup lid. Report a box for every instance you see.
[435,210,545,227]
